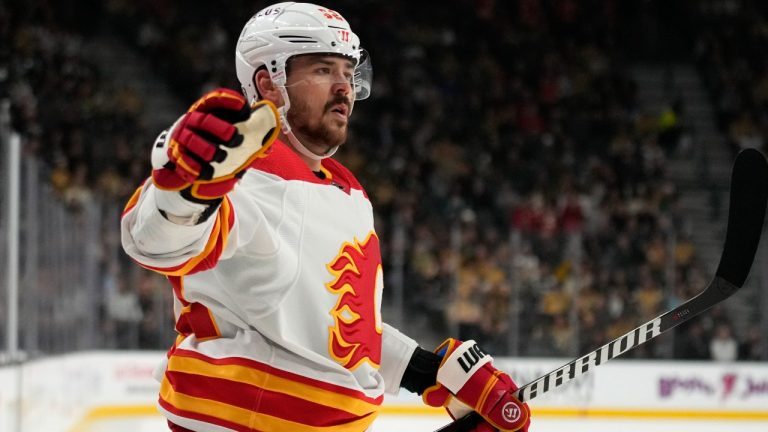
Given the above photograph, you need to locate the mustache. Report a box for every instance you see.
[324,95,352,112]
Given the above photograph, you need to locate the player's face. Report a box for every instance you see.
[285,55,355,155]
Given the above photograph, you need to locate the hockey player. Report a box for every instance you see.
[121,2,531,431]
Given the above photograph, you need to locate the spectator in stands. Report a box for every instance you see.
[105,275,143,349]
[657,98,684,155]
[675,320,710,360]
[479,281,512,353]
[710,322,738,362]
[738,325,764,361]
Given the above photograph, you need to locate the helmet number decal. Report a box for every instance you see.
[318,8,345,21]
[255,7,281,18]
[337,30,350,42]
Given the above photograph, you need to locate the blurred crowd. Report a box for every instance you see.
[694,0,768,157]
[1,0,172,352]
[1,0,764,360]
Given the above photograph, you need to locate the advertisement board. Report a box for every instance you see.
[1,353,766,431]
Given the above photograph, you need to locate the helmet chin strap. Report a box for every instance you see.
[277,88,339,161]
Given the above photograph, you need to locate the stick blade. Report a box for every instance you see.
[715,148,768,287]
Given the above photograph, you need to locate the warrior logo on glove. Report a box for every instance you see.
[502,402,523,423]
[456,343,487,373]
[424,338,531,432]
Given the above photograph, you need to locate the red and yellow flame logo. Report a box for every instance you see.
[326,232,383,370]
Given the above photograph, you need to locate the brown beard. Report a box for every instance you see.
[287,93,350,154]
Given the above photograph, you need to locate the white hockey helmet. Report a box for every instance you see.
[235,2,372,105]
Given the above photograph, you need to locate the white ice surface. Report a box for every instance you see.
[71,413,768,432]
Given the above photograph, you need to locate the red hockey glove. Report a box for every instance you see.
[423,339,530,432]
[152,88,279,202]
[425,392,499,432]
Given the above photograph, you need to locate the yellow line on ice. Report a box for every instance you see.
[69,404,768,431]
[531,407,768,420]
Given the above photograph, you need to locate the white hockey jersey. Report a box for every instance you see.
[121,140,418,432]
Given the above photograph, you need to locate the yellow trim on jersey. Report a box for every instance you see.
[145,197,232,276]
[166,354,380,417]
[319,165,333,180]
[160,377,377,432]
[68,403,768,432]
[123,185,143,213]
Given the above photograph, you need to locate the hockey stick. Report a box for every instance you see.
[434,148,768,432]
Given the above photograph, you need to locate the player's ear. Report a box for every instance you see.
[254,69,284,107]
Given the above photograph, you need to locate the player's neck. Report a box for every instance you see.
[280,132,322,171]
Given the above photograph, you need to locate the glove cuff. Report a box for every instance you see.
[154,187,218,226]
[437,340,493,393]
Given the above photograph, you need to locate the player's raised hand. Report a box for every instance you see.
[423,339,531,432]
[152,88,279,202]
